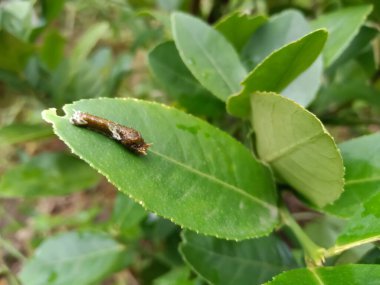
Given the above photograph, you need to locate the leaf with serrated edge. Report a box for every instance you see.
[42,98,278,240]
[227,29,327,118]
[265,264,380,285]
[250,92,344,208]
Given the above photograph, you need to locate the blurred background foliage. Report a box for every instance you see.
[0,0,380,284]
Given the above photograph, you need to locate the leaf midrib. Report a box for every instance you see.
[176,18,241,97]
[150,149,275,211]
[262,132,325,163]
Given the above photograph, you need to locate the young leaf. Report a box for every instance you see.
[42,98,278,240]
[0,152,100,197]
[325,133,380,217]
[227,29,327,118]
[180,230,298,285]
[241,10,324,109]
[311,5,373,67]
[265,264,380,285]
[148,41,224,117]
[250,92,344,208]
[215,12,267,52]
[19,231,128,285]
[171,12,247,101]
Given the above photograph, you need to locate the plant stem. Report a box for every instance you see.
[280,205,326,267]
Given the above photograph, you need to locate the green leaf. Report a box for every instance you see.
[40,0,66,22]
[0,152,100,197]
[39,30,66,70]
[333,192,380,251]
[0,123,54,145]
[265,264,380,285]
[111,193,147,232]
[0,30,33,73]
[70,22,109,74]
[153,267,195,285]
[241,10,324,109]
[325,133,380,217]
[311,5,373,67]
[148,41,224,117]
[227,29,327,118]
[250,92,344,208]
[19,231,128,285]
[42,98,278,240]
[180,230,297,285]
[215,12,267,52]
[171,12,247,101]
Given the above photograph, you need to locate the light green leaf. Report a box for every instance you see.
[180,230,297,285]
[241,10,324,108]
[111,193,147,232]
[227,29,327,118]
[215,12,267,52]
[0,123,54,145]
[19,231,128,285]
[171,12,247,101]
[0,152,100,197]
[265,265,380,285]
[148,41,224,117]
[42,98,278,240]
[325,133,380,217]
[70,22,109,74]
[250,92,344,208]
[311,5,373,67]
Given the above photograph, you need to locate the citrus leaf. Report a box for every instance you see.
[325,133,380,217]
[311,5,373,67]
[19,231,128,285]
[180,230,297,285]
[0,152,100,197]
[42,98,278,240]
[227,29,327,118]
[265,264,380,285]
[250,92,344,207]
[332,192,380,252]
[215,12,267,52]
[148,41,224,117]
[171,12,247,101]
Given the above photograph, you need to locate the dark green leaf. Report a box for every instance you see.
[39,30,66,70]
[148,41,224,117]
[171,12,247,101]
[265,264,380,285]
[0,152,100,197]
[180,230,297,285]
[215,12,267,52]
[42,98,278,240]
[19,231,128,285]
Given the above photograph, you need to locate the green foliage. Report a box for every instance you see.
[1,1,380,284]
[19,231,129,285]
[0,152,100,197]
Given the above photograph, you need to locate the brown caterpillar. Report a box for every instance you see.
[70,111,151,155]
